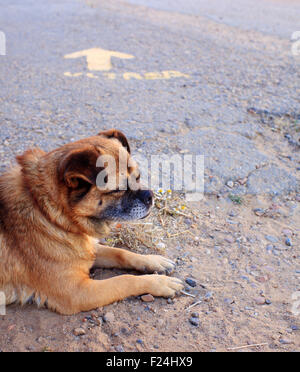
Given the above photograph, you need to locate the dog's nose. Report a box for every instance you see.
[137,190,153,207]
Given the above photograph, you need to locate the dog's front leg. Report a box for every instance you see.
[55,274,183,315]
[93,244,176,275]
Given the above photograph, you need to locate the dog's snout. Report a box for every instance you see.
[137,190,153,207]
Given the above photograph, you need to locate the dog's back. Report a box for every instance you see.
[0,208,17,305]
[0,167,35,306]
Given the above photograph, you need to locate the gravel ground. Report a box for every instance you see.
[0,0,299,352]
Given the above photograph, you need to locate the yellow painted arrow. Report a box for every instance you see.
[64,48,135,71]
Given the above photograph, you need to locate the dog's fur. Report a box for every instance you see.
[0,130,183,315]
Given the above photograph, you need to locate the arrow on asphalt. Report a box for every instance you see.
[64,47,135,71]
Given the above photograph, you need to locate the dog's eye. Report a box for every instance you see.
[111,189,123,194]
[136,174,141,182]
[106,189,125,196]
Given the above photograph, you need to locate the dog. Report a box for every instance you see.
[0,129,183,315]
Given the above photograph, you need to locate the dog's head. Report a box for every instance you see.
[17,129,153,236]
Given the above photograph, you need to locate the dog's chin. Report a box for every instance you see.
[91,206,152,224]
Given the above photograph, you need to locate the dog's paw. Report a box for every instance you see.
[139,255,176,275]
[145,275,184,298]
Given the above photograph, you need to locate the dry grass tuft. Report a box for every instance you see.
[106,190,198,254]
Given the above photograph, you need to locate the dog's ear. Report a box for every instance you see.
[98,129,131,154]
[17,148,45,170]
[58,147,102,189]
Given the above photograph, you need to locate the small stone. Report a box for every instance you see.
[255,297,266,305]
[238,177,247,185]
[167,298,173,304]
[103,311,115,323]
[191,312,199,318]
[136,339,143,345]
[227,180,234,188]
[189,317,200,327]
[265,299,272,305]
[185,278,197,287]
[254,208,265,216]
[73,328,86,336]
[265,235,278,243]
[156,242,166,250]
[204,292,213,301]
[256,276,268,283]
[266,245,273,253]
[279,338,293,345]
[285,238,292,247]
[291,325,299,331]
[141,294,155,302]
[241,275,250,282]
[225,236,235,244]
[94,318,102,327]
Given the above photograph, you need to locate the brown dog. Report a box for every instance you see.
[0,130,183,315]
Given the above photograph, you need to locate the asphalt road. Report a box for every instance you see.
[126,0,300,38]
[0,0,299,195]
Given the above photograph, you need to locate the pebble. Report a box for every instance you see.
[291,325,299,331]
[141,294,155,302]
[227,180,234,188]
[265,235,278,243]
[157,242,166,250]
[265,299,272,305]
[255,276,269,283]
[167,298,173,304]
[241,276,250,282]
[103,312,115,323]
[285,238,292,246]
[189,317,200,327]
[225,236,235,244]
[191,312,199,318]
[255,297,266,305]
[266,245,273,253]
[238,177,247,185]
[279,338,293,345]
[185,278,197,287]
[204,292,213,301]
[254,208,265,216]
[73,328,86,336]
